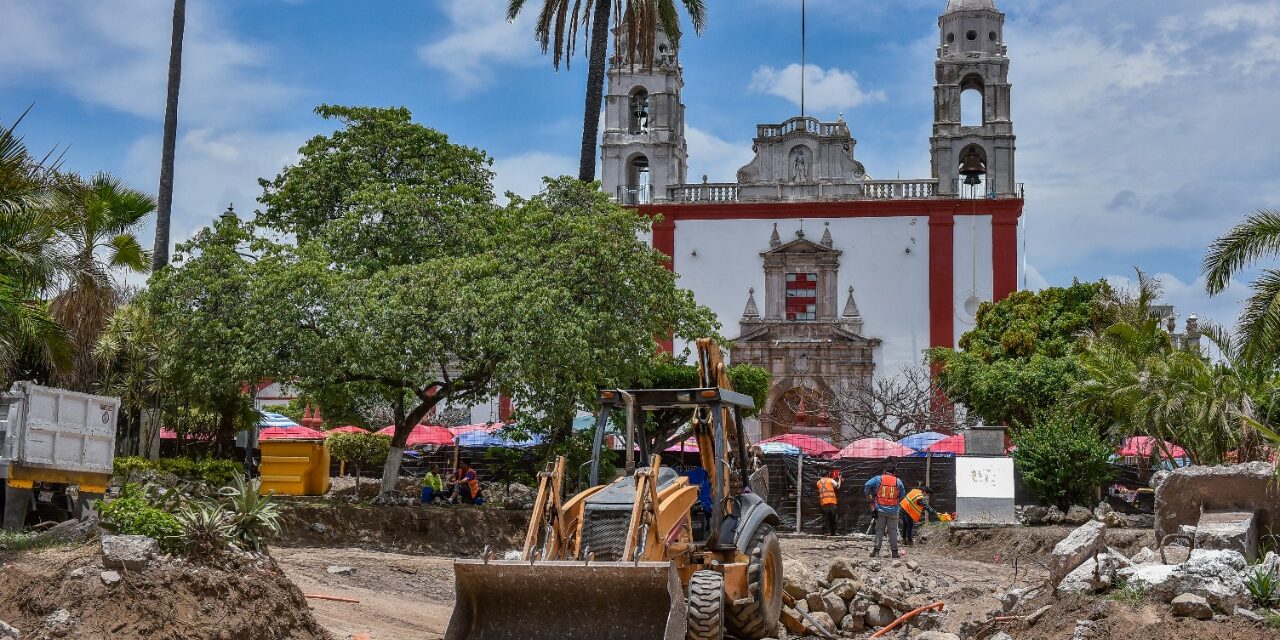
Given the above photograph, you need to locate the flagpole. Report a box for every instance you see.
[801,0,806,117]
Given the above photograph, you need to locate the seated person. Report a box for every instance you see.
[446,460,482,505]
[421,465,444,503]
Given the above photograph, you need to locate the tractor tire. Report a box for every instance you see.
[725,523,783,640]
[686,569,724,640]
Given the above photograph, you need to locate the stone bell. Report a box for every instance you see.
[959,148,987,186]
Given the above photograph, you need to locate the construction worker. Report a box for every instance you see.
[816,469,842,535]
[421,465,444,504]
[898,485,938,546]
[447,459,482,505]
[863,463,906,558]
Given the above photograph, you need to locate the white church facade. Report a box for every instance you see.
[603,0,1025,441]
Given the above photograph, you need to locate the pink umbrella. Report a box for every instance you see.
[259,425,326,440]
[837,438,916,459]
[326,425,368,435]
[665,436,700,453]
[758,433,839,457]
[375,424,455,446]
[448,423,502,436]
[1117,436,1187,459]
[926,434,965,455]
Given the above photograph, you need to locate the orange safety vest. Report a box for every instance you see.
[899,489,926,522]
[875,474,900,508]
[816,477,839,506]
[457,468,479,496]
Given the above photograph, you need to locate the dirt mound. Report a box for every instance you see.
[996,592,1276,640]
[0,544,331,640]
[277,502,530,556]
[948,525,1155,563]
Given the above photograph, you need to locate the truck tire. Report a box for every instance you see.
[3,483,32,532]
[686,569,724,640]
[725,523,783,640]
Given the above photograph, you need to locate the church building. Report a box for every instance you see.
[601,0,1024,442]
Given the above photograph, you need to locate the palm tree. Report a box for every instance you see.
[1203,209,1280,363]
[152,0,186,271]
[96,303,171,456]
[50,173,155,391]
[506,0,707,183]
[0,114,72,378]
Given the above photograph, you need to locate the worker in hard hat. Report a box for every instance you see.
[898,484,942,546]
[816,469,842,535]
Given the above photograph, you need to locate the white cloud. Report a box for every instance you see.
[685,126,755,183]
[123,127,307,254]
[491,151,577,203]
[1101,271,1250,338]
[0,0,297,127]
[1006,0,1280,273]
[748,64,886,113]
[419,0,543,96]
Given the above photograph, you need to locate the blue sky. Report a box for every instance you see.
[2,0,1278,332]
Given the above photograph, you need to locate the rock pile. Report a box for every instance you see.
[779,555,949,638]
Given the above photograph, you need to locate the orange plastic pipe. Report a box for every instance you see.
[869,601,945,638]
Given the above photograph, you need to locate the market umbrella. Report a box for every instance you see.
[326,426,368,435]
[456,424,542,448]
[925,434,965,456]
[758,442,801,455]
[259,425,326,440]
[258,411,301,428]
[1117,436,1187,460]
[664,436,700,453]
[897,431,948,451]
[758,433,839,457]
[375,424,455,446]
[836,437,916,459]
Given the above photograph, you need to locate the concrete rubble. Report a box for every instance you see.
[1056,547,1132,594]
[1194,510,1259,561]
[1171,593,1213,619]
[100,534,159,571]
[1049,520,1107,588]
[1118,549,1252,611]
[0,620,19,640]
[1153,462,1279,545]
[778,554,952,637]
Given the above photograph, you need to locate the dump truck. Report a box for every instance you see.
[446,339,783,640]
[0,382,119,530]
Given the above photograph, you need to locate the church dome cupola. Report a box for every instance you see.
[945,0,997,13]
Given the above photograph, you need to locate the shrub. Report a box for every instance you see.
[113,456,152,483]
[218,475,281,551]
[112,457,244,488]
[195,459,244,486]
[173,499,236,558]
[1107,581,1146,608]
[1245,566,1279,607]
[98,487,183,552]
[1011,409,1113,510]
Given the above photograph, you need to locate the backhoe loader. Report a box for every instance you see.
[446,339,783,640]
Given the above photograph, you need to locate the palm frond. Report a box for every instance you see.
[1203,209,1280,295]
[1235,269,1280,365]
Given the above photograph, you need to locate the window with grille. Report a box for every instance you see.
[785,272,818,321]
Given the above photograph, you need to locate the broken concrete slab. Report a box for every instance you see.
[1050,520,1106,587]
[99,570,121,586]
[1130,547,1159,565]
[783,557,819,600]
[100,534,159,571]
[1171,593,1213,619]
[1058,550,1128,594]
[820,592,847,621]
[1154,463,1279,545]
[1118,549,1250,611]
[1195,510,1259,561]
[825,556,860,582]
[864,604,895,628]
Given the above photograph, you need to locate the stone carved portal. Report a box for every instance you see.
[730,224,881,442]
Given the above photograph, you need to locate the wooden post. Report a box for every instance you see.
[925,454,932,488]
[796,453,804,534]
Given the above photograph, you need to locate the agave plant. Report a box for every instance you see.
[173,499,235,558]
[1245,565,1279,608]
[218,475,281,551]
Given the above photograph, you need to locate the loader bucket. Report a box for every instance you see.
[445,559,687,640]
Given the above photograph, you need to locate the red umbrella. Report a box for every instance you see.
[836,438,916,459]
[326,425,368,435]
[758,433,839,457]
[259,425,326,440]
[926,434,965,455]
[375,424,455,446]
[1117,436,1186,459]
[449,423,502,436]
[665,436,700,453]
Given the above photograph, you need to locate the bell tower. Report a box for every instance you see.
[930,0,1016,197]
[601,27,688,205]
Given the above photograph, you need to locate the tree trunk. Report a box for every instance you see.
[153,0,185,271]
[378,393,438,497]
[379,447,404,496]
[577,0,612,183]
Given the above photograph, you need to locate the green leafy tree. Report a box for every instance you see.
[618,355,769,453]
[506,0,707,182]
[931,280,1116,426]
[1010,409,1113,510]
[95,303,172,456]
[326,432,391,499]
[143,211,270,453]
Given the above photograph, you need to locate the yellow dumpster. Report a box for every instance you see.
[259,439,331,496]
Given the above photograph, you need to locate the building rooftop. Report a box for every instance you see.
[945,0,997,13]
